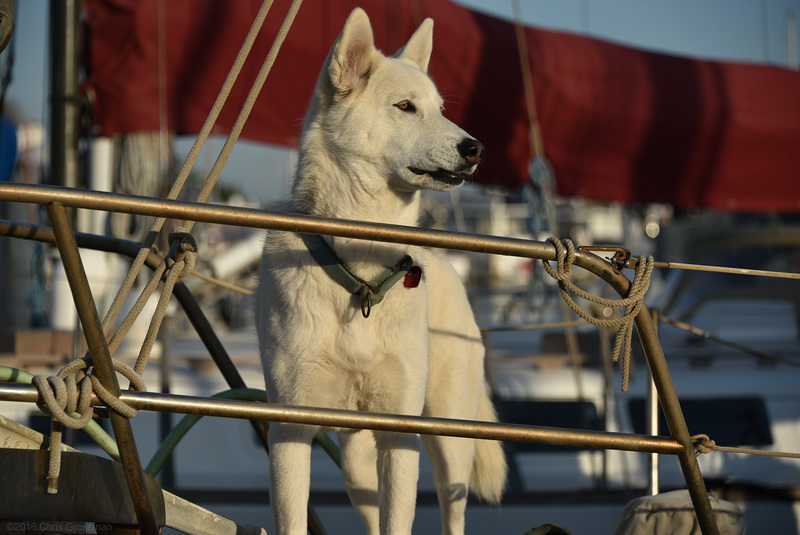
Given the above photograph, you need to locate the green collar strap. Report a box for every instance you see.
[299,233,414,318]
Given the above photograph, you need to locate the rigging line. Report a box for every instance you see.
[168,0,275,208]
[98,0,277,337]
[184,0,304,233]
[511,0,543,158]
[654,260,800,280]
[693,434,800,460]
[659,315,800,368]
[629,258,800,280]
[156,0,169,189]
[189,269,254,297]
[514,0,586,400]
[513,3,584,395]
[481,320,588,333]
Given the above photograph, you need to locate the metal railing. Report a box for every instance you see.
[0,182,721,535]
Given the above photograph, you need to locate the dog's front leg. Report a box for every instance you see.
[268,422,319,535]
[375,430,421,535]
[422,434,474,535]
[340,429,380,535]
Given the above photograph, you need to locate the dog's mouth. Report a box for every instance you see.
[408,167,467,185]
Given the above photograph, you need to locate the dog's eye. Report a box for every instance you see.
[394,100,416,113]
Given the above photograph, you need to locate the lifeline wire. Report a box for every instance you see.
[649,259,800,281]
[542,237,654,392]
[693,434,800,459]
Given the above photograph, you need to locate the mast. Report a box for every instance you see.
[49,0,81,193]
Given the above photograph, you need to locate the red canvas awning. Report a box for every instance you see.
[83,0,800,212]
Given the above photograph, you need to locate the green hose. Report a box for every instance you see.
[0,366,121,461]
[0,367,342,474]
[145,387,342,476]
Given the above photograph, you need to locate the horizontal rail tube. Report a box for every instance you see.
[0,183,629,294]
[0,183,555,259]
[0,382,683,455]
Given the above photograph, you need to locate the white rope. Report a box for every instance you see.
[95,0,302,368]
[184,0,304,227]
[189,269,255,296]
[541,237,654,391]
[133,229,197,376]
[89,0,300,363]
[654,260,800,280]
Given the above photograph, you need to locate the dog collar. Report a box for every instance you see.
[299,233,416,318]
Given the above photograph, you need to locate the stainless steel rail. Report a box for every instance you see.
[0,383,685,455]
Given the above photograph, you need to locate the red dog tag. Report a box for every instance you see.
[404,265,422,288]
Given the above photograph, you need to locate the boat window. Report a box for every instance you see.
[495,399,602,452]
[628,397,773,446]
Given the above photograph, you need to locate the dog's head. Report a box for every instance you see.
[308,8,484,193]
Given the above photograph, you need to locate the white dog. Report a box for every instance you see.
[256,8,507,535]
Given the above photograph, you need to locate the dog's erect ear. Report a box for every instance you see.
[329,8,378,95]
[395,18,433,73]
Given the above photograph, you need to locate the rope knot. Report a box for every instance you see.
[168,227,198,278]
[32,366,94,431]
[32,357,146,493]
[692,434,716,456]
[545,236,575,280]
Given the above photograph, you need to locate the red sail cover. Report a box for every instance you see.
[83,0,800,212]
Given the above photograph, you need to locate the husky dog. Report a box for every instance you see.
[256,8,507,535]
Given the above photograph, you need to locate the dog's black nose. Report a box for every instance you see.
[458,138,485,165]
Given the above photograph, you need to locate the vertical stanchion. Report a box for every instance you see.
[634,305,719,535]
[568,249,719,535]
[647,308,660,496]
[46,202,160,534]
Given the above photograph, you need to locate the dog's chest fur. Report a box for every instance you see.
[259,226,430,410]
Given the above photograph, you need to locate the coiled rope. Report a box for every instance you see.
[541,237,655,391]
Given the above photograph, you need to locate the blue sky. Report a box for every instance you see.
[3,0,799,203]
[463,0,799,66]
